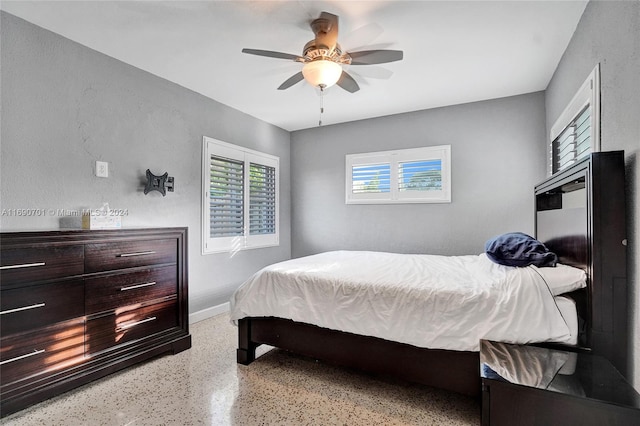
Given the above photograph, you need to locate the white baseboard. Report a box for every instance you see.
[189,302,230,324]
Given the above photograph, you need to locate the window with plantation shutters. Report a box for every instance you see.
[209,156,244,238]
[552,107,591,173]
[351,163,391,195]
[398,159,443,192]
[249,163,276,235]
[203,137,279,254]
[346,145,451,204]
[550,65,600,175]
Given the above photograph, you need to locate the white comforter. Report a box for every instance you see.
[229,251,572,352]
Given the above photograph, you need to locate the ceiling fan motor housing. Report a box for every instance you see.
[302,41,350,64]
[310,17,334,49]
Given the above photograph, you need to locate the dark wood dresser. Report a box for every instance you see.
[0,228,191,417]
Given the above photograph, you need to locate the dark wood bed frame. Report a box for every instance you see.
[237,151,628,398]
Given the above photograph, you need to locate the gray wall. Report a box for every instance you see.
[544,1,640,390]
[290,92,547,257]
[0,12,291,314]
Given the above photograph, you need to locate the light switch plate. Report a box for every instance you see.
[96,161,109,178]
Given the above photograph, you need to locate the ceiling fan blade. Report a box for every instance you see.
[277,72,304,90]
[336,71,360,93]
[242,48,303,62]
[349,50,404,65]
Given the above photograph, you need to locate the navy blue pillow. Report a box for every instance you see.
[485,232,558,267]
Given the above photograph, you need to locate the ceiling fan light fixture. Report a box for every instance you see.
[242,11,402,95]
[302,59,342,88]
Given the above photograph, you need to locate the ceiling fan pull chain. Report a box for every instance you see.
[319,84,326,126]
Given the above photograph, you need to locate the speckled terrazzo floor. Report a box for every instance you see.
[2,313,480,425]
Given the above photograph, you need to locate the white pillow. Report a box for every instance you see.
[532,264,587,295]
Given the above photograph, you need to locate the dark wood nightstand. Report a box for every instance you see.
[480,340,640,426]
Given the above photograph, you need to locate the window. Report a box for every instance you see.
[346,145,451,204]
[202,137,279,254]
[550,64,600,174]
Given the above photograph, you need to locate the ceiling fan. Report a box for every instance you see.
[241,12,403,93]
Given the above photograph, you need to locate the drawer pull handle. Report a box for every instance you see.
[117,316,157,331]
[117,251,156,258]
[120,282,156,291]
[0,349,45,365]
[1,303,46,315]
[0,262,46,270]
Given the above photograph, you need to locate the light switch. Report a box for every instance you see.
[96,161,109,178]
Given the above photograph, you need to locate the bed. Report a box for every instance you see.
[231,151,628,397]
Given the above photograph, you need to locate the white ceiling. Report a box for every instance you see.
[1,1,587,131]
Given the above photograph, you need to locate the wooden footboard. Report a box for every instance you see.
[237,317,481,397]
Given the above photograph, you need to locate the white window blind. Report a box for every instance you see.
[346,145,451,204]
[351,163,391,194]
[398,159,442,192]
[209,156,244,238]
[249,162,276,235]
[553,106,591,173]
[550,64,600,175]
[202,137,279,254]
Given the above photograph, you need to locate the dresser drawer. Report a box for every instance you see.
[1,280,85,336]
[85,265,177,315]
[0,245,84,287]
[85,298,178,355]
[85,239,177,273]
[1,318,85,386]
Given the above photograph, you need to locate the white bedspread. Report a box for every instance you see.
[229,251,572,352]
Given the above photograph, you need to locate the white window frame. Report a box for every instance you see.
[346,145,451,204]
[202,137,279,254]
[549,64,600,175]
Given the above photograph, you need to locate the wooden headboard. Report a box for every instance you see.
[534,151,628,376]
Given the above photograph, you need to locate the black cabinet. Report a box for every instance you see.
[480,340,640,425]
[535,151,628,376]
